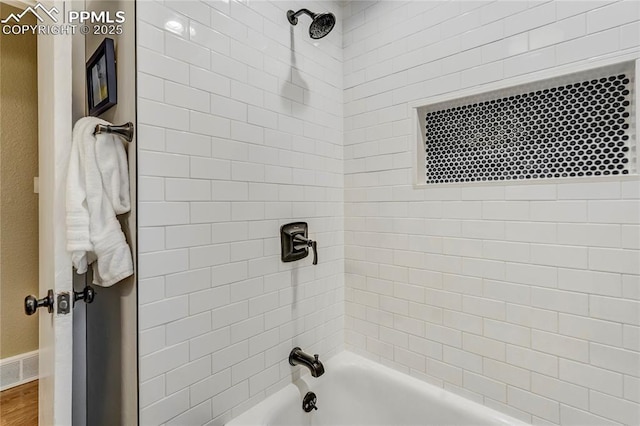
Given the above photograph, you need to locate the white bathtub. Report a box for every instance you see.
[227,351,527,426]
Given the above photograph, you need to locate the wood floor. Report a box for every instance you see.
[0,381,37,426]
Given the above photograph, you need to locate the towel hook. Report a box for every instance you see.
[94,122,134,142]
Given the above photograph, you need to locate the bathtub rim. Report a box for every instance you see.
[226,350,529,426]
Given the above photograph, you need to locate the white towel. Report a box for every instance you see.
[66,117,133,287]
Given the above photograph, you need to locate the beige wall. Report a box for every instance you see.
[0,3,39,359]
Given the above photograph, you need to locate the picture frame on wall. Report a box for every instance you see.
[86,38,117,116]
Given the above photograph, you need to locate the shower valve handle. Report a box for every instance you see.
[310,240,318,265]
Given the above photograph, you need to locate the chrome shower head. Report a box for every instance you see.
[287,9,336,39]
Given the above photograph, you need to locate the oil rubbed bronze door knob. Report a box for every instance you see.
[73,286,96,306]
[24,289,54,315]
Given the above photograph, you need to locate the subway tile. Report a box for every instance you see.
[531,373,588,410]
[166,0,210,25]
[190,327,231,361]
[165,178,210,201]
[484,319,530,347]
[530,201,587,223]
[165,130,211,157]
[589,248,640,274]
[443,345,483,373]
[464,371,506,402]
[139,375,164,409]
[559,358,623,397]
[503,47,555,78]
[559,404,621,426]
[211,94,247,122]
[482,241,529,263]
[530,244,588,269]
[140,389,190,426]
[483,280,530,304]
[138,47,189,85]
[166,312,212,345]
[557,181,621,200]
[590,389,640,425]
[557,268,621,297]
[165,81,210,113]
[504,184,556,201]
[590,295,640,326]
[189,287,230,316]
[506,304,558,333]
[189,244,230,269]
[505,221,556,244]
[532,330,589,362]
[557,223,620,248]
[556,1,612,20]
[139,326,165,358]
[138,177,164,202]
[138,249,189,280]
[138,228,165,254]
[507,386,559,424]
[623,324,640,351]
[559,313,622,347]
[529,15,586,50]
[138,72,164,102]
[165,267,211,297]
[165,33,210,68]
[505,263,557,288]
[139,295,189,331]
[190,20,229,54]
[166,401,212,426]
[531,287,588,315]
[139,277,165,306]
[190,202,231,223]
[504,2,556,36]
[462,333,506,361]
[620,21,640,50]
[191,157,232,180]
[190,369,232,407]
[586,0,640,33]
[556,28,620,66]
[139,342,189,382]
[190,111,231,138]
[482,201,529,221]
[590,343,640,377]
[190,66,231,97]
[139,151,190,178]
[624,375,640,403]
[621,225,640,249]
[507,345,558,377]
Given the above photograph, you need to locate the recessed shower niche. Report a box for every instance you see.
[414,61,637,185]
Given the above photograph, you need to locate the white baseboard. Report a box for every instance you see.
[0,350,38,391]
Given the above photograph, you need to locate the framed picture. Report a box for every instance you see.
[86,38,117,116]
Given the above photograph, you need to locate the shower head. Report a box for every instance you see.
[287,9,336,39]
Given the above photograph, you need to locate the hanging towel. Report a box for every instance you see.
[66,116,133,287]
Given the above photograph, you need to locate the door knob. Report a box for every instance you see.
[24,289,54,315]
[73,286,95,306]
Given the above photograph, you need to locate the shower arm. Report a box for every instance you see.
[287,9,316,25]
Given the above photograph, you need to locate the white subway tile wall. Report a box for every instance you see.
[343,1,640,425]
[137,1,344,424]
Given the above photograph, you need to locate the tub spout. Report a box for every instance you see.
[289,347,325,377]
